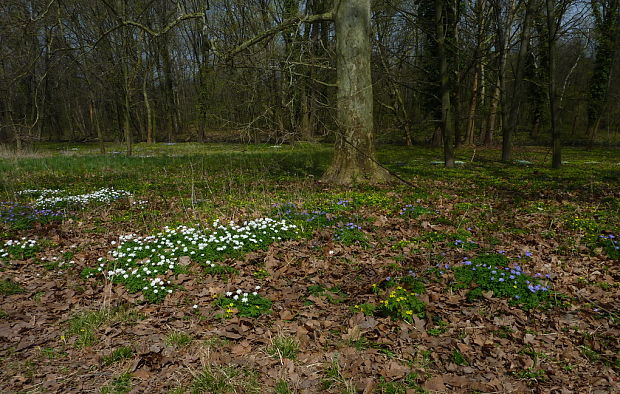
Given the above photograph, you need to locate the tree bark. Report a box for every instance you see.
[321,0,391,184]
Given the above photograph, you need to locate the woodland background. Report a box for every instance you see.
[1,0,619,153]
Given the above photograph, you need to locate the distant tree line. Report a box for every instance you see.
[1,0,619,156]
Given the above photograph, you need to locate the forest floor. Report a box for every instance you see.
[0,142,618,393]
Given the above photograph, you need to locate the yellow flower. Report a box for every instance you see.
[405,310,413,315]
[226,308,235,313]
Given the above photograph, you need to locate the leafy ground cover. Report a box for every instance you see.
[0,143,618,393]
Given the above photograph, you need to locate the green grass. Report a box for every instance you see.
[0,279,24,295]
[274,379,292,394]
[320,355,357,393]
[307,284,348,304]
[40,347,67,360]
[267,335,300,360]
[512,368,547,381]
[166,332,193,348]
[450,350,468,366]
[188,365,260,394]
[376,373,423,393]
[65,306,143,348]
[102,346,134,365]
[101,372,132,394]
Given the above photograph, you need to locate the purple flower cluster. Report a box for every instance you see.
[343,222,362,230]
[1,201,64,228]
[272,202,297,216]
[527,283,548,293]
[302,210,328,223]
[399,204,414,215]
[599,234,619,250]
[336,199,350,207]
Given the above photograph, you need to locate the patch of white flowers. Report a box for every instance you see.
[17,189,62,198]
[131,199,149,209]
[20,188,132,210]
[85,218,297,302]
[0,238,38,260]
[224,286,262,303]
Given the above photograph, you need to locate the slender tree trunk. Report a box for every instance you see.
[478,60,487,142]
[546,0,561,168]
[143,75,154,144]
[300,83,313,140]
[123,66,132,156]
[322,0,391,184]
[436,0,455,167]
[465,66,479,145]
[90,99,105,154]
[503,0,534,162]
[485,80,501,145]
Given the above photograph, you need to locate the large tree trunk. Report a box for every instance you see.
[322,0,391,185]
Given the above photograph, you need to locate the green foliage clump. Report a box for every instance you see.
[377,286,426,322]
[215,288,272,318]
[399,204,434,218]
[565,216,599,234]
